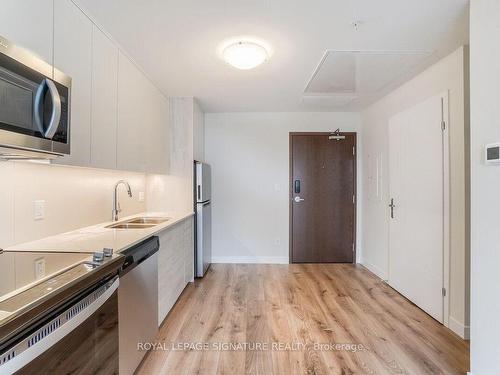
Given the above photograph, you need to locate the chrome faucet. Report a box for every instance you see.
[112,180,132,221]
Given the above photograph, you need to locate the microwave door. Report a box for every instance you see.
[0,67,40,136]
[0,39,70,156]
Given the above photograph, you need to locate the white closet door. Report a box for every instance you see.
[388,93,447,323]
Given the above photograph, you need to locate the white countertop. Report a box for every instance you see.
[5,211,194,254]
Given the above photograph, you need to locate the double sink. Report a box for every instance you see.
[106,216,170,229]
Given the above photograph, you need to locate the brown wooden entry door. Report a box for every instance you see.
[290,133,356,263]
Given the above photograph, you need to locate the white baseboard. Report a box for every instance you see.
[360,259,389,281]
[212,256,289,264]
[448,316,470,339]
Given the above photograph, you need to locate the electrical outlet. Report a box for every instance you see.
[33,200,45,220]
[274,238,281,246]
[34,258,45,279]
[138,191,145,202]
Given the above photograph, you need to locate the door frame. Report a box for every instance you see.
[289,132,357,264]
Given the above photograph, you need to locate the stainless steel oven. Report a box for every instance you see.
[0,35,71,159]
[0,251,123,374]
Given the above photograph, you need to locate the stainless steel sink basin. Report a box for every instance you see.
[126,217,170,224]
[106,223,156,229]
[105,216,170,229]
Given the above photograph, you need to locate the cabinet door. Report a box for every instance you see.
[184,217,194,283]
[157,223,187,326]
[117,52,147,172]
[146,89,170,174]
[90,26,118,169]
[0,0,54,66]
[53,0,92,166]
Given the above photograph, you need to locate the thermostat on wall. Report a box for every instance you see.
[485,143,500,164]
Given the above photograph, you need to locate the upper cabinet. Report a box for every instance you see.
[117,53,170,174]
[0,0,54,65]
[1,0,170,174]
[146,81,170,175]
[90,26,118,170]
[117,52,148,172]
[193,99,205,162]
[53,0,93,167]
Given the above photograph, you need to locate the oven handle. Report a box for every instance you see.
[34,78,62,140]
[0,277,119,375]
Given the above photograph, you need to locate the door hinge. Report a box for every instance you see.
[352,243,355,253]
[352,195,355,204]
[353,146,355,155]
[442,287,446,297]
[440,97,446,132]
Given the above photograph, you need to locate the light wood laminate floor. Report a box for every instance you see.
[138,264,469,375]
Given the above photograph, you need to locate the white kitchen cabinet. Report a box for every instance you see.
[117,52,169,174]
[158,216,194,326]
[1,1,171,174]
[0,0,54,66]
[117,52,148,172]
[184,218,194,283]
[90,26,118,169]
[52,0,93,167]
[146,89,170,174]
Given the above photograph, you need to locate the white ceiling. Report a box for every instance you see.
[303,50,434,107]
[76,0,469,112]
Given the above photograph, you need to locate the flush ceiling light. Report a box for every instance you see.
[223,41,269,70]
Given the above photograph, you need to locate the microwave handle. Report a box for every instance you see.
[34,80,45,135]
[34,79,62,139]
[44,79,62,139]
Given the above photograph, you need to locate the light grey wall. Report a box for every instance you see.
[470,1,500,373]
[205,112,361,264]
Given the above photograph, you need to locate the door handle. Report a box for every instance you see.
[389,198,396,218]
[294,196,305,203]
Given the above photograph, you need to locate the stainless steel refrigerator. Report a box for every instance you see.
[194,161,212,277]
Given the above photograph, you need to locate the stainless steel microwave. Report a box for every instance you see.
[0,35,71,159]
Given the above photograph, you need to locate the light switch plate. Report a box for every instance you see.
[34,258,45,279]
[138,191,145,202]
[33,200,45,220]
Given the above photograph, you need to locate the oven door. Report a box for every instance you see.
[0,277,119,375]
[0,36,70,156]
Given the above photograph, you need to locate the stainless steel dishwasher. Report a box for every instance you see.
[118,236,159,375]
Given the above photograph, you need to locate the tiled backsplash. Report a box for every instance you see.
[0,161,147,248]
